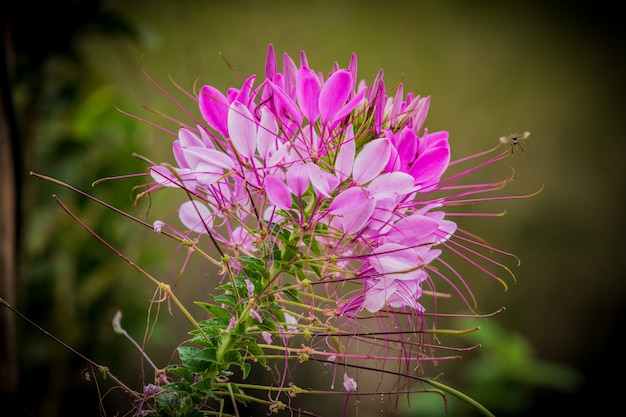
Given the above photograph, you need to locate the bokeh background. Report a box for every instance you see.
[2,0,624,416]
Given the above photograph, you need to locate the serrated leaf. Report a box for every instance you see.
[241,257,268,284]
[222,350,243,366]
[197,316,230,330]
[190,377,219,399]
[178,346,218,373]
[178,346,217,362]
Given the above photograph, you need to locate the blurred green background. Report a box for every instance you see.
[2,0,624,416]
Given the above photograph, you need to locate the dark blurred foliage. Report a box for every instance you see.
[2,1,166,416]
[1,0,625,416]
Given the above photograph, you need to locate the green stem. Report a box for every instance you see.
[421,378,495,417]
[162,283,211,344]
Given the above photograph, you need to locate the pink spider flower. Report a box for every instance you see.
[148,42,520,326]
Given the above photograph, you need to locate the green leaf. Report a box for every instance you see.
[241,362,251,379]
[165,365,194,382]
[282,287,299,302]
[241,340,268,369]
[189,332,219,347]
[197,316,230,331]
[269,303,286,323]
[256,314,277,331]
[306,232,322,257]
[241,256,268,282]
[162,381,193,393]
[280,238,298,263]
[213,293,237,307]
[155,390,183,409]
[309,263,322,278]
[194,301,232,319]
[221,350,243,367]
[178,346,217,362]
[216,283,235,292]
[177,346,218,373]
[190,377,219,399]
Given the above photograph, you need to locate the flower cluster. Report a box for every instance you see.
[132,44,523,416]
[150,45,459,315]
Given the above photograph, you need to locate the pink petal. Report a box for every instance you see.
[366,172,415,199]
[195,162,225,186]
[372,74,385,131]
[235,75,257,107]
[266,142,290,167]
[334,124,355,182]
[343,373,358,392]
[227,101,257,159]
[267,80,302,126]
[328,187,368,215]
[178,128,205,147]
[282,53,298,96]
[199,86,229,136]
[363,278,396,313]
[348,52,358,93]
[306,163,338,198]
[408,146,450,189]
[353,138,391,184]
[196,126,214,148]
[341,198,376,235]
[389,82,404,124]
[387,276,426,310]
[150,165,191,188]
[329,89,366,131]
[265,175,292,210]
[386,139,401,172]
[319,70,352,124]
[172,140,188,169]
[285,164,310,196]
[265,44,276,81]
[395,128,418,170]
[365,199,397,234]
[256,107,279,161]
[370,243,424,280]
[437,219,457,242]
[411,96,431,135]
[384,214,439,245]
[296,65,321,122]
[178,201,213,233]
[420,129,449,152]
[182,147,234,171]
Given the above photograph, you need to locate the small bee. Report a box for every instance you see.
[499,131,530,154]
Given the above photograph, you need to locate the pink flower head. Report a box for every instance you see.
[149,43,521,323]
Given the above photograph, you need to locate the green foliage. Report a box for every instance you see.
[149,255,281,415]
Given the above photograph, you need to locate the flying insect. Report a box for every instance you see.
[499,131,530,154]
